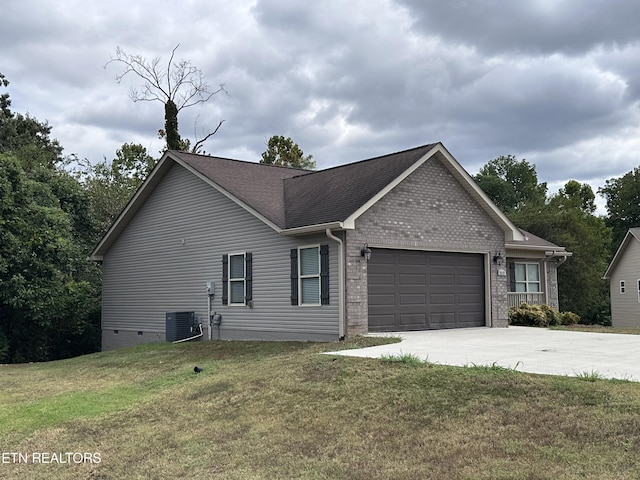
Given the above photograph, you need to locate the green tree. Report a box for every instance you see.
[0,153,101,361]
[474,155,547,213]
[0,74,100,362]
[553,179,596,214]
[77,143,157,241]
[510,181,611,322]
[599,167,640,252]
[260,135,316,170]
[106,45,225,152]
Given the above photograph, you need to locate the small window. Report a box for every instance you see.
[222,253,253,306]
[229,253,246,305]
[637,280,640,303]
[290,245,329,306]
[620,281,626,294]
[299,246,321,305]
[514,263,541,293]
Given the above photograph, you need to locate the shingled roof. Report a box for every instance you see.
[173,144,438,230]
[172,151,310,227]
[283,144,437,228]
[90,142,526,260]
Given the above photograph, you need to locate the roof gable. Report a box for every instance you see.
[283,144,437,229]
[91,142,527,260]
[603,227,640,279]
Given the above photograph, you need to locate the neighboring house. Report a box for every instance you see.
[603,227,640,327]
[90,142,570,350]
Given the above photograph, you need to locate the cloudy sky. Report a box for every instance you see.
[3,1,640,211]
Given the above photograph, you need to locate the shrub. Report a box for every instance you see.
[540,304,562,326]
[509,303,581,327]
[509,303,550,327]
[561,311,580,325]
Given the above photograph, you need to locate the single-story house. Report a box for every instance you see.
[603,227,640,327]
[90,142,571,350]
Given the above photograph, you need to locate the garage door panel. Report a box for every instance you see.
[430,254,457,266]
[368,294,396,306]
[429,293,456,305]
[429,274,455,285]
[399,274,426,285]
[458,275,482,286]
[368,272,395,283]
[368,248,485,332]
[429,313,456,328]
[399,294,427,305]
[399,314,427,327]
[399,253,426,265]
[459,293,483,305]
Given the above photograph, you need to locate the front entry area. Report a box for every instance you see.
[367,249,486,332]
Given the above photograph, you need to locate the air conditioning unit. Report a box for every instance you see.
[165,311,195,342]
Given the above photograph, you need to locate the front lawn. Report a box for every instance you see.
[2,337,640,479]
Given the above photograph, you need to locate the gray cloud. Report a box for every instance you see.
[2,0,640,214]
[397,0,640,55]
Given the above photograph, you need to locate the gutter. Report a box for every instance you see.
[281,221,346,236]
[325,228,345,340]
[544,250,571,265]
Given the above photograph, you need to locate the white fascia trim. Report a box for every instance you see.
[173,156,284,234]
[281,222,348,236]
[341,143,524,242]
[603,230,636,279]
[343,144,442,227]
[435,145,525,242]
[506,244,571,253]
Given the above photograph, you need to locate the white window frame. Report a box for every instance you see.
[228,252,246,306]
[620,280,626,294]
[298,245,321,306]
[514,262,541,293]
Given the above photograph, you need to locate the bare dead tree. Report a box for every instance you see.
[105,44,226,152]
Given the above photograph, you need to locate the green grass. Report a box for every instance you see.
[379,352,426,365]
[2,337,640,479]
[551,325,640,335]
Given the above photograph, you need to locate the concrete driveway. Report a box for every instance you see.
[327,326,640,381]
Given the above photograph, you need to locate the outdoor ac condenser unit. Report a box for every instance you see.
[165,311,195,342]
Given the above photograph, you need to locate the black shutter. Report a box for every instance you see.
[290,248,298,305]
[222,254,228,305]
[320,244,329,305]
[245,252,253,302]
[508,261,516,293]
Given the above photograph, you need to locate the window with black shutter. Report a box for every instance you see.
[291,245,329,306]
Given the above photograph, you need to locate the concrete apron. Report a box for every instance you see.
[326,326,640,382]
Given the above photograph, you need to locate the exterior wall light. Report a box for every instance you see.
[361,244,372,262]
[493,251,504,266]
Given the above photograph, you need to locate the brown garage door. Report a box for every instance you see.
[368,249,485,331]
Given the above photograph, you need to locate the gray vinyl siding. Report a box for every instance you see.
[610,239,640,327]
[101,163,339,350]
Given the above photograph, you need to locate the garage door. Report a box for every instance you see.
[368,249,485,331]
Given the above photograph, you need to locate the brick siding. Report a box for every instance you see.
[345,156,509,336]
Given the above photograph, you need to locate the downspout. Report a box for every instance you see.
[325,228,345,340]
